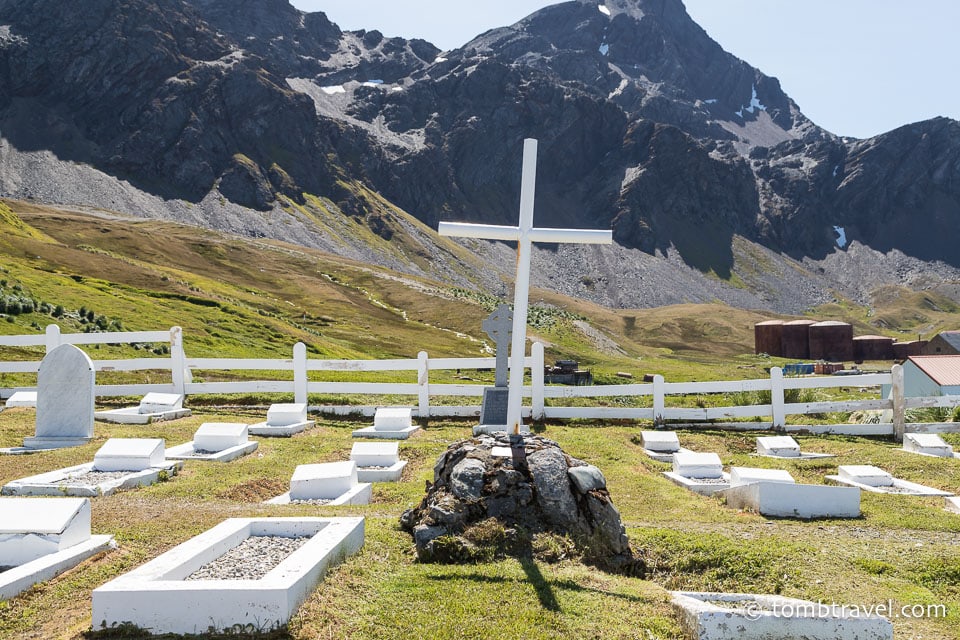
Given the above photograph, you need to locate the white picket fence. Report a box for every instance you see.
[2,326,959,434]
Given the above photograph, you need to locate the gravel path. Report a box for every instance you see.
[185,535,311,581]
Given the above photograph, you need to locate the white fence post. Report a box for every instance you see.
[170,326,186,396]
[293,342,308,405]
[653,375,665,425]
[891,363,905,441]
[770,366,785,428]
[418,351,429,418]
[45,324,61,352]
[532,342,545,420]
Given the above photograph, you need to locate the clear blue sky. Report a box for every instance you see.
[290,0,960,139]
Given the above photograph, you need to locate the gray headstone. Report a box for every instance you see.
[480,387,509,426]
[25,344,95,448]
[482,304,512,388]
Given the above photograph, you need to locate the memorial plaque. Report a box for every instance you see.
[480,387,509,426]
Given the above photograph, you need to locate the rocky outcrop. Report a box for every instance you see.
[400,434,638,573]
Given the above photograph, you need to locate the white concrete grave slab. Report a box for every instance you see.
[827,465,954,496]
[95,392,190,425]
[947,497,960,514]
[166,423,258,462]
[352,407,421,440]
[671,591,892,640]
[663,451,730,495]
[249,403,315,437]
[94,438,165,472]
[729,467,795,487]
[267,461,371,505]
[23,344,95,450]
[91,517,364,636]
[0,497,115,600]
[640,431,693,462]
[723,482,861,519]
[903,433,955,458]
[350,442,406,482]
[756,435,834,459]
[3,439,181,497]
[5,391,37,408]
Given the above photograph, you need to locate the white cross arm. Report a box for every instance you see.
[439,222,613,245]
[437,221,521,241]
[527,228,612,244]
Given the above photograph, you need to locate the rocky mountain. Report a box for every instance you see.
[0,0,958,315]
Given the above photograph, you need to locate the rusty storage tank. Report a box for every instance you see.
[809,321,854,361]
[852,335,895,361]
[754,320,784,356]
[893,340,927,360]
[781,320,816,359]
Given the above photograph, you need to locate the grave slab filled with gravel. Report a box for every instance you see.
[185,535,311,581]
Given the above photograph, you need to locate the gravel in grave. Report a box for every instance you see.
[183,448,219,457]
[874,485,927,495]
[64,470,138,487]
[688,477,728,484]
[289,498,332,505]
[185,535,311,581]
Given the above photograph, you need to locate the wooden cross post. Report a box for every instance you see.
[439,138,613,435]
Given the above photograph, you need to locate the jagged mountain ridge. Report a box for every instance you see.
[0,0,958,315]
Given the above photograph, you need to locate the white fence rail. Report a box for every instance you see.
[2,327,959,434]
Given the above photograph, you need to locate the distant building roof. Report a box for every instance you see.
[908,355,960,386]
[940,331,960,351]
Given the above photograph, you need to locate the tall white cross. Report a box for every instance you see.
[438,138,613,435]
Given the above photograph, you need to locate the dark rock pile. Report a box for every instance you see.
[400,433,638,573]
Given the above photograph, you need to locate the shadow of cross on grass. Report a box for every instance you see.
[427,562,648,613]
[520,558,561,612]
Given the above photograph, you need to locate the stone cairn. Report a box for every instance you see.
[400,433,639,573]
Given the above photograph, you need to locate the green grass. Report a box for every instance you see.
[4,200,960,638]
[3,412,960,638]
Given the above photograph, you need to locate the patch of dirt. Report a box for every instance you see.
[217,477,288,502]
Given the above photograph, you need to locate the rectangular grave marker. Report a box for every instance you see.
[139,393,184,414]
[0,497,114,601]
[350,442,406,482]
[904,433,954,458]
[249,403,314,437]
[352,407,420,439]
[729,467,795,487]
[756,436,801,458]
[93,438,165,472]
[194,423,248,453]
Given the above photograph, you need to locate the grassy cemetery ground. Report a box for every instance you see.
[2,408,960,639]
[3,202,960,638]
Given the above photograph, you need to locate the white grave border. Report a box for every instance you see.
[671,591,892,640]
[91,517,364,636]
[1,535,115,600]
[2,460,182,497]
[826,466,954,497]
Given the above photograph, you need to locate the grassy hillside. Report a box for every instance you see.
[3,201,960,639]
[1,198,957,388]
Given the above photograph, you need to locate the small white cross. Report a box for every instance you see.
[438,138,612,435]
